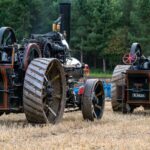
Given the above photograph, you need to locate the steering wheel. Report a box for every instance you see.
[0,27,16,46]
[122,53,137,65]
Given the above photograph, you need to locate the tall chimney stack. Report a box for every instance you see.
[60,3,71,43]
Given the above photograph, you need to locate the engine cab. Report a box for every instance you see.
[126,70,150,106]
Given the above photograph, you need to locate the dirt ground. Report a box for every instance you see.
[0,101,150,150]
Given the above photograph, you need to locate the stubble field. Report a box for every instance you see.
[0,101,150,150]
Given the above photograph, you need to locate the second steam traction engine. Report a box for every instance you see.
[111,42,150,113]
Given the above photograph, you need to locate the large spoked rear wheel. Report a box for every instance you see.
[23,58,66,124]
[82,79,105,121]
[111,65,131,112]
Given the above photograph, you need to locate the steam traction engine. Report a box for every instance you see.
[111,43,150,113]
[0,26,105,123]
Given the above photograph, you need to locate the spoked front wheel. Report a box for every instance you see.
[82,79,105,121]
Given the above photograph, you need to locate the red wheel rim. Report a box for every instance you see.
[122,53,137,65]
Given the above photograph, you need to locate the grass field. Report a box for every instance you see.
[0,102,150,150]
[90,69,112,78]
[90,72,112,78]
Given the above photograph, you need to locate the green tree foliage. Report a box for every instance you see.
[87,0,112,54]
[71,0,89,50]
[0,0,43,39]
[131,0,150,55]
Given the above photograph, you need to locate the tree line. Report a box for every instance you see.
[0,0,150,71]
